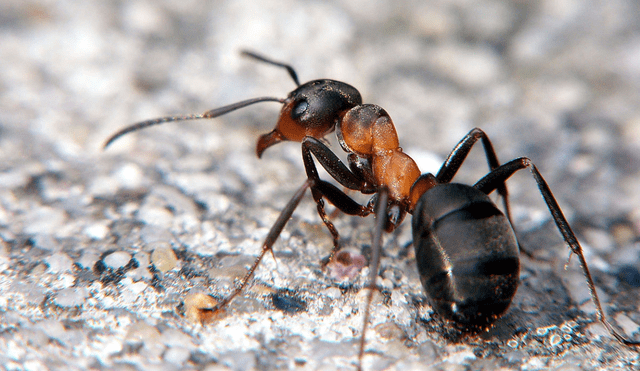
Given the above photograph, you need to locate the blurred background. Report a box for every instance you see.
[1,1,640,370]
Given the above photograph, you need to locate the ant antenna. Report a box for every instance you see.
[104,50,302,149]
[103,96,284,148]
[241,50,301,86]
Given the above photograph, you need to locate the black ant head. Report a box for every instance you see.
[256,79,362,157]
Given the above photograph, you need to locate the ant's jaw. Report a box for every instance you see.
[256,129,286,158]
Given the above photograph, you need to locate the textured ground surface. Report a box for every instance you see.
[2,0,640,370]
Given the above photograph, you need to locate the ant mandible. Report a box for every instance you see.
[105,51,640,369]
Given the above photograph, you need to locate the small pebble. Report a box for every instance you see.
[151,243,178,272]
[164,346,191,365]
[103,251,132,269]
[326,250,366,281]
[136,205,173,227]
[114,163,144,189]
[54,287,88,308]
[374,322,404,340]
[549,334,562,347]
[184,292,220,324]
[83,221,110,240]
[126,321,161,343]
[45,253,73,273]
[77,251,100,270]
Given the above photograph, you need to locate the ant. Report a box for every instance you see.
[105,51,640,369]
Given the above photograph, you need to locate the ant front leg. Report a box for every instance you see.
[301,137,373,263]
[201,181,310,319]
[474,157,640,347]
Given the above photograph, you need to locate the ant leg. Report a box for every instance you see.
[435,128,540,256]
[475,157,640,346]
[357,187,388,371]
[313,178,377,266]
[301,137,373,263]
[436,128,513,224]
[302,137,370,191]
[203,180,310,317]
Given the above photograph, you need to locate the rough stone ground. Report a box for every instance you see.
[1,0,640,370]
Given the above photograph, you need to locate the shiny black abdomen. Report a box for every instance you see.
[412,183,520,328]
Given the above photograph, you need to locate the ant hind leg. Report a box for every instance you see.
[474,157,640,347]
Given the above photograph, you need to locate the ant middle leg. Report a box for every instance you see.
[474,157,640,347]
[356,187,389,371]
[436,128,513,222]
[435,128,540,256]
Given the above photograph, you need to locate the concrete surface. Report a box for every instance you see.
[1,0,640,370]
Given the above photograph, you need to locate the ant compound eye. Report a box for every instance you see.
[291,99,309,120]
[264,79,362,149]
